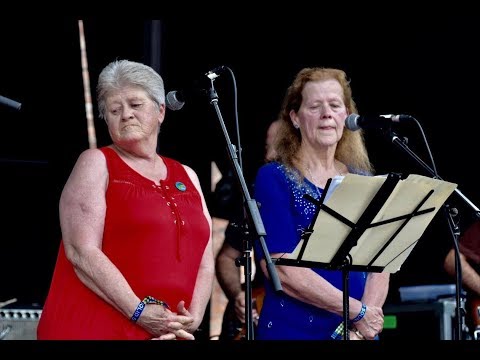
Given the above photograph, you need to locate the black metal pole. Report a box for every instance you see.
[205,75,282,340]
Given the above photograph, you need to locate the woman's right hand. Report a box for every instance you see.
[354,305,384,340]
[138,303,195,340]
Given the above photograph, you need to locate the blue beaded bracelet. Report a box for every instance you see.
[351,303,367,323]
[131,296,170,322]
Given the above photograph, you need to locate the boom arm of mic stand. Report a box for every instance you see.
[0,94,22,111]
[387,130,479,339]
[389,132,480,216]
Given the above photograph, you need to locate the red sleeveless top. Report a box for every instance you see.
[37,147,210,339]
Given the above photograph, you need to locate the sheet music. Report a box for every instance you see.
[323,175,344,203]
[291,174,457,273]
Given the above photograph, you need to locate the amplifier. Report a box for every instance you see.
[0,308,42,340]
[382,298,457,340]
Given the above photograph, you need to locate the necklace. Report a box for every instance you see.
[306,166,323,199]
[306,161,344,198]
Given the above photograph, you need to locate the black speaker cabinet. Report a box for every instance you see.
[0,308,42,340]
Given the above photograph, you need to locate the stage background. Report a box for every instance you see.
[1,14,478,337]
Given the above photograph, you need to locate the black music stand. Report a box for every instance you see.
[274,172,457,340]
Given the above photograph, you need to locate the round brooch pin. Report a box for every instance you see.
[175,181,186,191]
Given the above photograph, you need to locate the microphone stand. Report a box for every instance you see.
[0,94,22,111]
[386,129,480,340]
[205,76,282,340]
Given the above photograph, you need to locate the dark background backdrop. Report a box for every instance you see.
[1,15,478,322]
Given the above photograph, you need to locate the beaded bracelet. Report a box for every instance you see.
[130,296,170,323]
[351,303,367,323]
[331,321,367,340]
[331,321,346,340]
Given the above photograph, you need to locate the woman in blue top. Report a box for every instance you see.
[254,67,389,340]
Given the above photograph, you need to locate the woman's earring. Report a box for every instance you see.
[293,123,299,129]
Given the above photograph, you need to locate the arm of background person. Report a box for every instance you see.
[444,249,480,296]
[216,242,249,322]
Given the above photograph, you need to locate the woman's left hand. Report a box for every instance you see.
[150,300,196,340]
[349,328,366,340]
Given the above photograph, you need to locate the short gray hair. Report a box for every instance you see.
[97,59,165,120]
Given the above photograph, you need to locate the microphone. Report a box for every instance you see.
[0,95,22,111]
[345,113,413,131]
[165,90,188,111]
[205,65,226,80]
[165,65,226,111]
[166,85,209,111]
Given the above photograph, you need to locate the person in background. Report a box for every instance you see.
[215,118,281,340]
[37,59,214,340]
[264,119,282,163]
[253,67,390,340]
[444,218,480,339]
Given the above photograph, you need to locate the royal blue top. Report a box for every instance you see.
[254,161,370,340]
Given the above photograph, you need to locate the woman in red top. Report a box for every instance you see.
[37,59,214,340]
